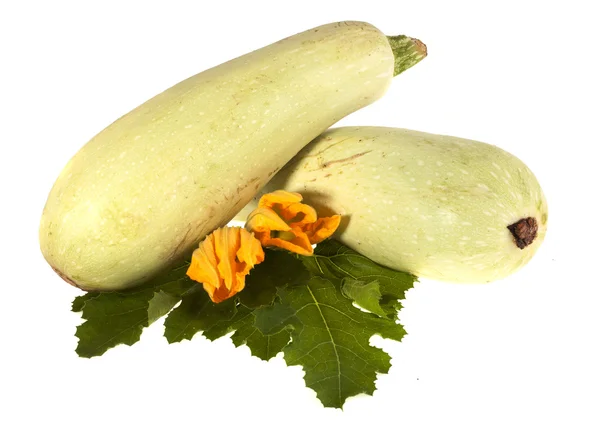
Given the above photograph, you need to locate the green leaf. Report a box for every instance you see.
[163,290,237,343]
[73,261,196,358]
[163,249,300,360]
[303,239,417,317]
[230,310,291,360]
[72,292,99,312]
[239,249,309,309]
[148,291,181,324]
[251,240,417,407]
[253,298,296,335]
[341,278,388,317]
[254,276,406,408]
[164,293,290,360]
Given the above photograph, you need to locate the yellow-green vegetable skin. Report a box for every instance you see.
[249,127,548,283]
[40,22,424,291]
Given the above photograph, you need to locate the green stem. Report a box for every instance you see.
[387,35,428,76]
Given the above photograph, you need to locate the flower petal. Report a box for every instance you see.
[263,227,314,255]
[303,215,342,244]
[258,190,303,210]
[237,228,265,275]
[246,207,291,232]
[280,202,318,226]
[214,227,239,291]
[246,206,293,247]
[187,232,220,299]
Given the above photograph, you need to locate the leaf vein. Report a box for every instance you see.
[306,285,342,407]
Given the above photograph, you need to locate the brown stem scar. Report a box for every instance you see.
[507,217,538,249]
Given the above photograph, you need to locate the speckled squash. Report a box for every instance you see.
[39,22,426,291]
[243,126,548,283]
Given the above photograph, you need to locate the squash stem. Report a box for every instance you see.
[387,35,428,76]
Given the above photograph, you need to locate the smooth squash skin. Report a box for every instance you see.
[241,126,548,283]
[40,22,425,291]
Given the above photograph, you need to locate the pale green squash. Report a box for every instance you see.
[239,126,548,283]
[39,22,426,290]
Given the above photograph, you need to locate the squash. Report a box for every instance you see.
[39,22,426,291]
[239,126,548,283]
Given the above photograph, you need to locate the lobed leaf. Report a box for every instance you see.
[254,276,406,408]
[73,261,196,358]
[163,249,302,360]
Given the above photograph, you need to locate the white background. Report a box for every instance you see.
[1,0,599,425]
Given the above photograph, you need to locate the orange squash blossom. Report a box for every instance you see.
[186,227,264,303]
[245,190,341,255]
